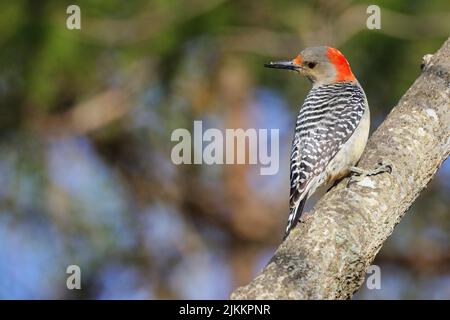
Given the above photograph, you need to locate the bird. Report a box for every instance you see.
[265,46,390,240]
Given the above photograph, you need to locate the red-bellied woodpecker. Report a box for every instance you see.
[265,46,390,240]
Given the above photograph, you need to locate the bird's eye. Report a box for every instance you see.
[307,62,317,69]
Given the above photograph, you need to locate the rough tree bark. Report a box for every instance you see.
[231,37,450,300]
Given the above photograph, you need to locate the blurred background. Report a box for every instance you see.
[0,0,449,299]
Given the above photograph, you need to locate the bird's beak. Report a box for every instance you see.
[264,59,302,71]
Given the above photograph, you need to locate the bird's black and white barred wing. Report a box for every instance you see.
[284,82,366,239]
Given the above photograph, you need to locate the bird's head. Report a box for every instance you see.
[264,46,356,86]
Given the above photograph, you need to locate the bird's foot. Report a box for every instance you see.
[346,162,392,187]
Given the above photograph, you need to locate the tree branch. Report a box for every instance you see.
[231,37,450,300]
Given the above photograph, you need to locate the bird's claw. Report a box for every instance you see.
[346,162,392,188]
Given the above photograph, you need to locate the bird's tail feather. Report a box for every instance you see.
[283,194,308,240]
